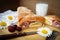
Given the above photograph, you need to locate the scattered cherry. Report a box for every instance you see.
[52,20,55,22]
[13,25,17,29]
[16,26,22,31]
[8,25,22,32]
[8,25,16,32]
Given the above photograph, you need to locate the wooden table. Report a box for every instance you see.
[0,25,60,40]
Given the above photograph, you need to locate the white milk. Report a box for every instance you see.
[36,3,48,16]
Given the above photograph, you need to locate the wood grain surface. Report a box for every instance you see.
[0,25,60,40]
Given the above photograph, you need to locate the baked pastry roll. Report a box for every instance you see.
[17,7,45,29]
[18,15,45,29]
[45,15,60,28]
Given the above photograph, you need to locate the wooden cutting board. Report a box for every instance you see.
[0,25,60,40]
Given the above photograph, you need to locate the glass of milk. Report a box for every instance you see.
[36,3,48,16]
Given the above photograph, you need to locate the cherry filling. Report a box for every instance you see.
[20,21,36,28]
[52,20,60,27]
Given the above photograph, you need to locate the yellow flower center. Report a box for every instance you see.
[0,21,7,26]
[0,22,1,25]
[42,29,48,34]
[8,16,13,20]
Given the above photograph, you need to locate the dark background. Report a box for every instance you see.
[0,0,19,13]
[0,0,60,16]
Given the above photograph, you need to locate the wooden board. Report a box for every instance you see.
[0,25,60,40]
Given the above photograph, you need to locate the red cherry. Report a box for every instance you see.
[16,27,22,31]
[59,21,60,22]
[52,20,55,22]
[8,25,16,32]
[13,25,17,29]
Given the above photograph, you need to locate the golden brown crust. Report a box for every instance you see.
[17,7,35,23]
[45,15,60,28]
[45,15,60,21]
[17,7,45,26]
[18,15,45,26]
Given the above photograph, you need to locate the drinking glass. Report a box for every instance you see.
[36,3,48,16]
